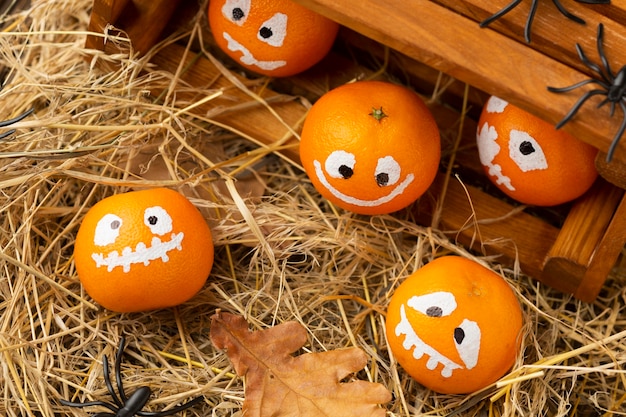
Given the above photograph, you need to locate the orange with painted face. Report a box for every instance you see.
[299,80,441,215]
[477,96,598,206]
[385,256,524,394]
[73,188,214,313]
[208,0,339,77]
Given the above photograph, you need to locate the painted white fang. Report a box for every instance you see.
[92,232,184,273]
[395,304,462,378]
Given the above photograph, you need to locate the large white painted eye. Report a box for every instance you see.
[144,206,173,236]
[453,319,481,370]
[257,13,287,47]
[325,150,356,179]
[94,213,123,246]
[221,0,250,25]
[407,291,457,318]
[508,130,548,172]
[374,156,401,187]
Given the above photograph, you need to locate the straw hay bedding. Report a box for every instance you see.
[0,0,625,416]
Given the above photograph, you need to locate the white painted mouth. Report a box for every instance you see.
[477,122,515,191]
[223,32,286,71]
[91,232,184,273]
[313,160,414,208]
[395,304,462,378]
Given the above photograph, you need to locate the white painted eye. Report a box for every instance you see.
[144,206,173,236]
[93,214,123,246]
[486,96,508,114]
[508,130,548,172]
[325,150,356,179]
[257,13,287,47]
[454,319,481,370]
[221,0,250,25]
[374,156,401,187]
[407,291,457,318]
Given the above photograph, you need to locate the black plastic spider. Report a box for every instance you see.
[479,0,610,43]
[60,337,204,417]
[547,23,625,162]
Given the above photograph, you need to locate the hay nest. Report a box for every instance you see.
[0,0,625,416]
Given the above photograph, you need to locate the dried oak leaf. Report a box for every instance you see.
[210,311,391,417]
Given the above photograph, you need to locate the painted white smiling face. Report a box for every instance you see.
[208,0,339,77]
[90,206,184,273]
[312,150,416,210]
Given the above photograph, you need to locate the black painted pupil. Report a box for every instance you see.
[110,220,121,230]
[426,306,443,317]
[338,165,353,179]
[376,172,389,187]
[454,327,465,344]
[519,140,535,155]
[232,7,244,21]
[148,216,158,225]
[259,27,273,39]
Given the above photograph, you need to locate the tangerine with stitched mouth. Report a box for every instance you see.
[385,256,524,394]
[476,96,598,206]
[299,80,441,215]
[208,0,339,77]
[73,188,214,313]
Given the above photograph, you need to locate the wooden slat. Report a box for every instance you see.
[575,192,626,300]
[432,0,626,77]
[86,0,182,57]
[541,179,624,300]
[292,0,626,166]
[149,44,305,165]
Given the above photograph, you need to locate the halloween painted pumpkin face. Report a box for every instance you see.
[208,0,339,77]
[299,81,441,215]
[385,256,524,394]
[476,96,598,206]
[74,188,214,313]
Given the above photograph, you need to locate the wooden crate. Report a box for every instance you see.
[85,0,626,301]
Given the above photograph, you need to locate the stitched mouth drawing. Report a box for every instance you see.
[222,32,286,71]
[92,232,184,273]
[394,291,481,378]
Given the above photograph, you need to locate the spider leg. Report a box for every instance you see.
[135,395,205,417]
[594,23,615,80]
[59,398,119,413]
[599,99,616,117]
[605,100,626,162]
[0,108,33,128]
[479,0,522,28]
[552,0,585,24]
[0,129,16,140]
[547,78,607,93]
[0,108,33,140]
[101,351,124,408]
[555,89,607,129]
[523,0,540,43]
[574,44,609,82]
[114,337,130,403]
